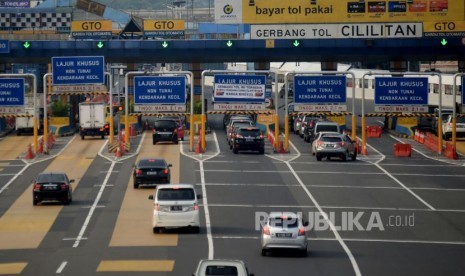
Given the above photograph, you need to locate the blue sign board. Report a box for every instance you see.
[0,78,25,106]
[213,75,266,103]
[52,56,105,85]
[134,76,186,104]
[0,40,9,54]
[294,76,346,104]
[374,77,428,105]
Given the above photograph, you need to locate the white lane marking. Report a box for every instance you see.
[203,160,261,163]
[180,132,220,260]
[0,162,30,195]
[273,140,362,276]
[73,161,115,248]
[56,261,67,274]
[213,235,465,246]
[363,139,436,211]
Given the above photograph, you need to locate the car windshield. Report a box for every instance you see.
[37,173,66,183]
[317,125,339,132]
[154,120,177,128]
[138,159,166,167]
[321,136,343,143]
[269,217,299,228]
[205,265,238,275]
[239,129,261,136]
[157,188,195,201]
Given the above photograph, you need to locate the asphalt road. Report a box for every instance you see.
[1,113,465,275]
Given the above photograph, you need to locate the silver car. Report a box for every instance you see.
[314,133,357,161]
[193,259,254,276]
[311,131,341,155]
[260,212,308,257]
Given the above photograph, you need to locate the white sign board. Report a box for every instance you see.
[251,23,423,39]
[294,104,347,112]
[134,105,186,112]
[374,105,428,113]
[52,84,107,93]
[0,107,25,113]
[213,103,266,111]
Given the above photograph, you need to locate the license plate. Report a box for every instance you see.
[171,206,183,211]
[43,185,57,190]
[326,144,335,148]
[147,171,157,175]
[275,233,292,238]
[245,138,254,142]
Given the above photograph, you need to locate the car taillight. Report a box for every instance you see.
[339,142,346,147]
[236,134,243,138]
[135,169,142,175]
[33,183,41,191]
[104,124,109,129]
[152,128,157,134]
[262,226,270,235]
[154,204,160,211]
[194,204,199,210]
[163,169,169,174]
[259,134,264,139]
[316,141,324,147]
[298,227,306,236]
[60,183,68,190]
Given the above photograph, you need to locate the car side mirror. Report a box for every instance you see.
[197,194,203,200]
[250,273,255,276]
[70,179,75,183]
[148,195,154,200]
[168,164,173,168]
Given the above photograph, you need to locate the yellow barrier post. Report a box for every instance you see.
[201,114,206,151]
[361,115,367,155]
[452,116,456,146]
[274,114,279,150]
[284,114,289,151]
[109,116,114,145]
[351,114,357,141]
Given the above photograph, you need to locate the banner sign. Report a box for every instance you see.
[0,78,25,106]
[143,20,185,37]
[213,74,266,103]
[294,76,346,104]
[71,20,112,39]
[374,77,428,105]
[52,56,105,85]
[215,0,464,24]
[134,76,186,105]
[251,23,422,39]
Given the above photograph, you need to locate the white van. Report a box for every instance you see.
[309,121,341,142]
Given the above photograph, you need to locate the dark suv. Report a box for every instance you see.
[32,172,74,205]
[231,127,265,154]
[133,158,172,189]
[152,119,179,145]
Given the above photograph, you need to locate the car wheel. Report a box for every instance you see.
[69,192,73,203]
[81,135,85,140]
[33,198,38,206]
[152,140,156,145]
[259,149,265,154]
[134,181,139,189]
[153,227,161,234]
[300,249,308,257]
[101,134,104,139]
[63,196,70,205]
[181,136,184,141]
[316,154,322,161]
[352,150,357,161]
[191,226,200,233]
[233,148,238,154]
[261,249,267,256]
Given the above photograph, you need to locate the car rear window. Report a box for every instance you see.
[138,159,166,167]
[205,265,238,276]
[457,117,465,123]
[269,217,299,228]
[316,125,339,133]
[154,120,177,128]
[321,136,343,143]
[157,188,195,201]
[37,174,66,183]
[238,129,261,136]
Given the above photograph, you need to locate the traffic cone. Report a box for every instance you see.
[25,144,35,159]
[37,138,43,154]
[115,147,122,157]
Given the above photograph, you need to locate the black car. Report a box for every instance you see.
[231,127,265,154]
[152,119,179,145]
[133,158,172,188]
[32,172,74,205]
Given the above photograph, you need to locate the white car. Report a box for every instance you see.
[193,259,254,276]
[442,115,465,141]
[148,184,200,233]
[311,131,341,155]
